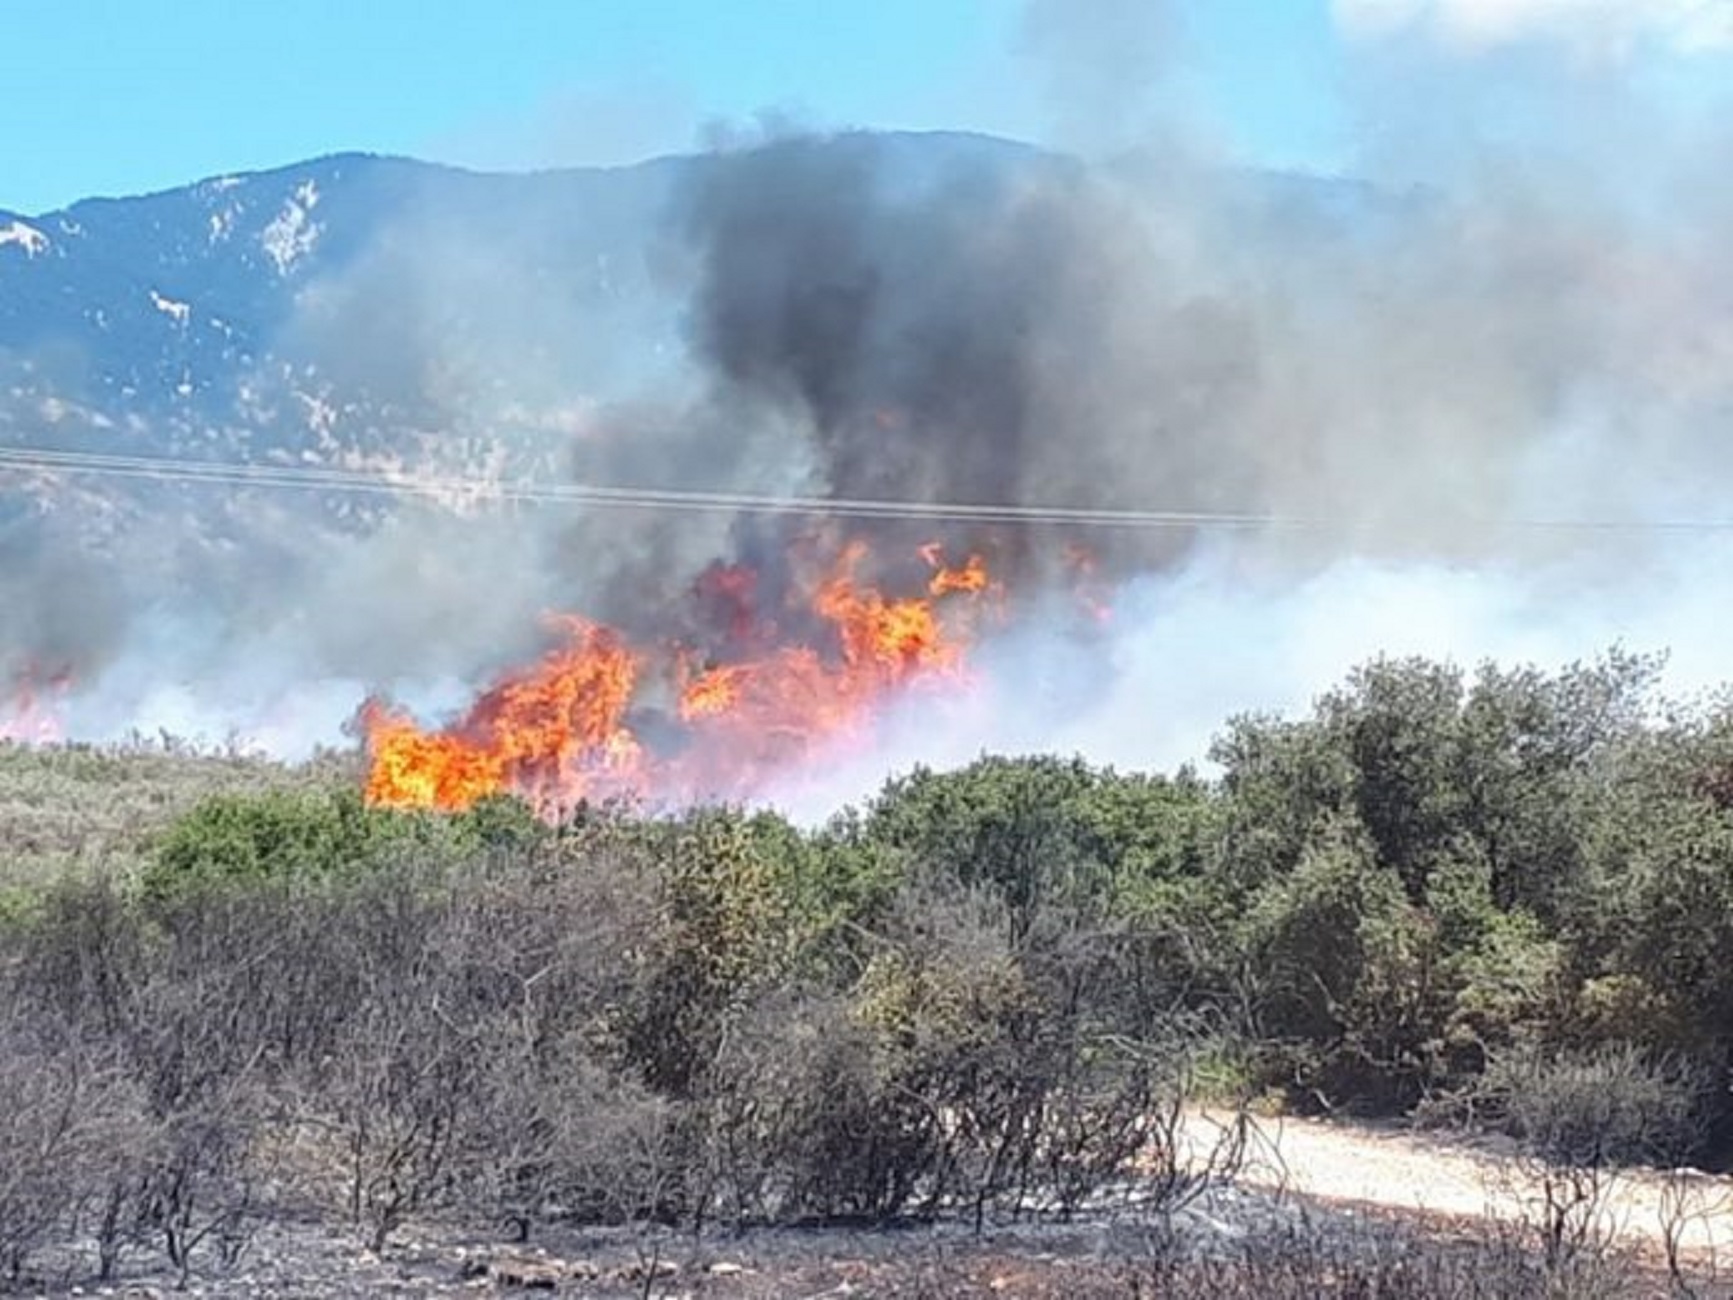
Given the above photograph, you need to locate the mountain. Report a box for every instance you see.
[0,128,1404,609]
[0,151,683,462]
[0,133,1392,477]
[0,130,1406,567]
[0,135,1068,468]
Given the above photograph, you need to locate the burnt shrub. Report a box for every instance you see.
[1475,1041,1708,1168]
[0,1016,152,1286]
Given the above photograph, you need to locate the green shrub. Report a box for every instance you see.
[142,789,468,902]
[459,793,547,853]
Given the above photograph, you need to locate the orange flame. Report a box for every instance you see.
[363,618,642,814]
[1063,543,1113,625]
[921,542,992,598]
[0,665,71,745]
[361,541,991,816]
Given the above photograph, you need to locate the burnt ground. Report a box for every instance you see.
[0,1184,1404,1299]
[1,1186,1677,1300]
[13,1115,1730,1297]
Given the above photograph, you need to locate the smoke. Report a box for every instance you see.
[0,514,128,682]
[1334,0,1733,58]
[651,115,1732,570]
[8,3,1733,805]
[610,16,1733,803]
[1017,0,1180,150]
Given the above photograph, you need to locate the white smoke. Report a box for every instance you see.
[765,525,1733,822]
[1333,0,1733,57]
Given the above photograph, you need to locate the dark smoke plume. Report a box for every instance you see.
[557,129,1278,639]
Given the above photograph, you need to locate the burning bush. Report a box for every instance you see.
[357,539,1002,817]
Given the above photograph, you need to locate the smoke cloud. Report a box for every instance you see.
[1333,0,1733,57]
[0,515,127,683]
[7,5,1733,811]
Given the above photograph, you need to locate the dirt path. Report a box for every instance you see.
[1190,1109,1733,1267]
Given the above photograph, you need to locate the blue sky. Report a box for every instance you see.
[3,0,1727,214]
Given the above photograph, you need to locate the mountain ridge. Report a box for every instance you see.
[0,129,1390,561]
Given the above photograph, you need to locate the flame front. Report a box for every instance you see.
[362,618,642,813]
[360,541,992,815]
[0,665,71,745]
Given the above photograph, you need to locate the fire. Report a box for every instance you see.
[1063,543,1113,625]
[0,665,71,745]
[362,618,642,813]
[817,541,959,674]
[360,541,993,816]
[922,543,992,598]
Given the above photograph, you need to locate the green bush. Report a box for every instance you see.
[141,789,473,902]
[861,755,1216,937]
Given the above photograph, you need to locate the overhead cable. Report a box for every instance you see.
[2,444,1729,534]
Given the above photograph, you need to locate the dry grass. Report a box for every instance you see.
[0,739,354,888]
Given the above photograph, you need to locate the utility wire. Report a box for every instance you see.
[0,445,1290,529]
[2,443,1730,534]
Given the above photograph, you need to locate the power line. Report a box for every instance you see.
[0,445,1290,530]
[3,443,1732,535]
